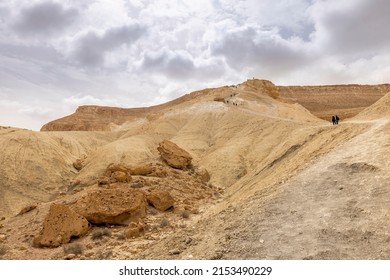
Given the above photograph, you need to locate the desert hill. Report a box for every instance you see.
[40,81,390,132]
[0,79,389,260]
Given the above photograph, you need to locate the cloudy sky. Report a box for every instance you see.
[1,0,390,130]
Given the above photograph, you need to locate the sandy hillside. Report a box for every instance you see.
[0,79,389,260]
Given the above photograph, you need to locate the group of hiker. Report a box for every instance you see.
[331,115,340,125]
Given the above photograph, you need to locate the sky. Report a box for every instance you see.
[1,0,390,130]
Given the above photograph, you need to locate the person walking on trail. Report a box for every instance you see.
[332,115,336,125]
[335,115,340,125]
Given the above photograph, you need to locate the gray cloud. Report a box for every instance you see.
[312,0,390,57]
[140,48,196,80]
[73,24,146,68]
[12,2,78,37]
[139,48,226,81]
[212,26,308,74]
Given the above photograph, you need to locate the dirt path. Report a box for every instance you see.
[222,118,390,259]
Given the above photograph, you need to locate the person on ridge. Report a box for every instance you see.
[332,115,336,125]
[335,115,340,125]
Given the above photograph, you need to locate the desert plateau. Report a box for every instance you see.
[0,79,389,260]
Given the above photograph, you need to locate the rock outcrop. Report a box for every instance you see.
[33,204,90,247]
[73,188,147,225]
[157,140,192,169]
[147,190,175,211]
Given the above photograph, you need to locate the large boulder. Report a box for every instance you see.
[157,140,192,169]
[147,190,174,211]
[33,204,90,248]
[73,188,147,225]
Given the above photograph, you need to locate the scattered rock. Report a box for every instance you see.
[64,254,76,260]
[169,249,181,255]
[105,163,128,175]
[111,171,131,183]
[147,190,174,211]
[73,188,147,225]
[157,140,192,169]
[130,181,144,189]
[124,222,145,239]
[16,204,37,216]
[33,204,90,248]
[97,177,110,186]
[129,164,154,176]
[0,234,6,243]
[73,159,84,171]
[194,167,210,183]
[214,97,225,102]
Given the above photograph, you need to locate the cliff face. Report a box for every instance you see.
[40,106,148,131]
[278,84,390,121]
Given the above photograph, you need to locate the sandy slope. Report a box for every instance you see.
[0,128,118,218]
[0,80,389,260]
[130,95,390,260]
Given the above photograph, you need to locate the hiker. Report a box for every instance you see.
[335,115,340,125]
[332,115,336,125]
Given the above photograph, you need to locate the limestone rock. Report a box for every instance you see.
[147,190,174,211]
[106,163,128,174]
[97,177,110,186]
[157,140,192,169]
[111,171,131,183]
[73,159,83,171]
[33,204,90,248]
[129,164,153,176]
[195,167,210,183]
[104,163,132,183]
[16,204,37,216]
[73,188,147,225]
[124,222,145,239]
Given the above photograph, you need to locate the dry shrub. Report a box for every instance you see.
[149,208,158,216]
[63,243,84,256]
[91,228,112,241]
[97,249,113,259]
[181,210,190,219]
[0,245,7,256]
[160,219,170,228]
[116,233,126,241]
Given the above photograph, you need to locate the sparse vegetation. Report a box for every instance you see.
[149,207,158,216]
[97,249,113,259]
[116,233,126,241]
[91,228,112,240]
[0,244,7,256]
[160,218,170,228]
[63,242,85,256]
[181,210,190,219]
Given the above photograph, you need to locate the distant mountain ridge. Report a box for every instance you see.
[41,80,390,131]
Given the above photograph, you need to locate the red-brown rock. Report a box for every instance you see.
[73,188,147,225]
[128,164,154,176]
[147,190,174,211]
[33,204,90,248]
[157,140,192,169]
